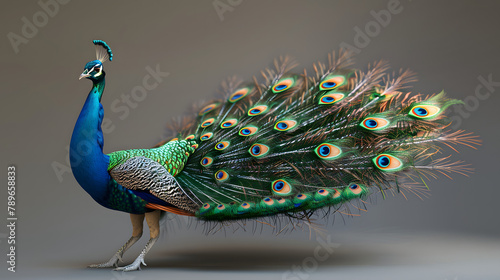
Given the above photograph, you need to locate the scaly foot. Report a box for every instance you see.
[114,255,146,271]
[88,254,121,268]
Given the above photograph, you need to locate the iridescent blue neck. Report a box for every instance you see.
[70,77,111,204]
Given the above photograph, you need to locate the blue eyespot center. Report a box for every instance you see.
[242,129,251,135]
[350,184,358,190]
[321,96,335,103]
[275,84,287,91]
[323,82,336,88]
[366,119,377,128]
[252,145,260,154]
[318,189,325,193]
[202,158,208,164]
[264,198,271,202]
[250,109,261,114]
[217,143,224,149]
[378,156,390,167]
[231,94,243,100]
[416,107,427,116]
[216,171,224,179]
[277,122,288,129]
[274,181,284,191]
[319,145,330,156]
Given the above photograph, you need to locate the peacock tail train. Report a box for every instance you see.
[74,40,481,272]
[139,50,480,222]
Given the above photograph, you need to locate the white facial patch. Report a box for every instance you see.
[94,65,103,77]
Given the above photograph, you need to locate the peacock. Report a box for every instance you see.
[70,40,479,271]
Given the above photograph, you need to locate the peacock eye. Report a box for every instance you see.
[347,183,364,195]
[239,125,258,136]
[215,170,229,181]
[318,92,345,105]
[274,120,298,131]
[359,117,390,131]
[314,143,342,160]
[200,156,213,167]
[248,143,270,158]
[372,153,404,172]
[201,118,215,128]
[228,87,251,103]
[408,105,441,119]
[272,77,295,93]
[271,179,292,195]
[94,67,101,72]
[200,132,213,141]
[248,105,269,116]
[215,141,230,151]
[220,119,238,129]
[199,103,220,116]
[319,75,346,90]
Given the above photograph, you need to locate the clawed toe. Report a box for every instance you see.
[88,261,118,268]
[114,259,145,271]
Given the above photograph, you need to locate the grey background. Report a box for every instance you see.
[1,0,499,279]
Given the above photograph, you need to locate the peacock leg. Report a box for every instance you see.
[88,213,145,268]
[115,210,161,271]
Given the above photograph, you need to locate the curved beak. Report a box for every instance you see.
[79,73,90,80]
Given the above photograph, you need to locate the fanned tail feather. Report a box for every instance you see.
[155,50,480,222]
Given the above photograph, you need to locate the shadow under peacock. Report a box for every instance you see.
[70,40,479,271]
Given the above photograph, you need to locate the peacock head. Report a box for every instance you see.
[79,40,113,82]
[79,60,104,81]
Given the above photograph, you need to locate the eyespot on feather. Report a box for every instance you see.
[220,119,238,129]
[317,189,329,196]
[271,179,292,196]
[360,117,390,131]
[272,77,295,93]
[319,75,346,90]
[314,143,342,160]
[228,87,251,103]
[215,170,229,181]
[348,183,363,195]
[216,204,226,210]
[240,202,252,209]
[215,141,230,151]
[318,92,346,105]
[200,156,213,167]
[199,103,219,116]
[201,118,215,128]
[248,143,270,158]
[274,120,297,131]
[409,105,441,119]
[248,105,268,116]
[239,125,258,136]
[373,154,404,171]
[200,132,213,141]
[263,197,274,206]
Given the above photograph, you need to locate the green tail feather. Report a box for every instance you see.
[157,51,478,221]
